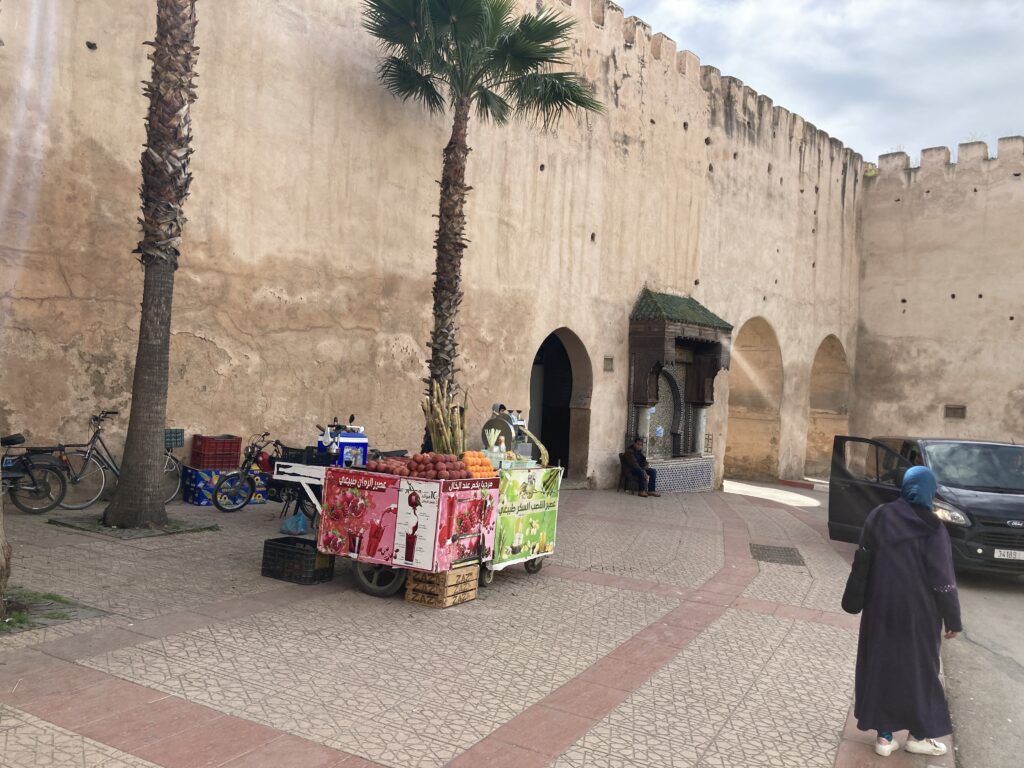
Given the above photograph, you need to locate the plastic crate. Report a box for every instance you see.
[303,446,337,467]
[164,428,185,450]
[277,444,305,463]
[182,465,269,506]
[261,536,335,585]
[190,434,242,470]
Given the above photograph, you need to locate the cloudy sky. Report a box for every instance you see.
[626,0,1024,164]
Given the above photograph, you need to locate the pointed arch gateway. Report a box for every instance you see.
[805,335,851,478]
[528,328,593,481]
[724,317,784,480]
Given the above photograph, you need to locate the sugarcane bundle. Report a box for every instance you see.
[421,380,467,456]
[518,424,549,467]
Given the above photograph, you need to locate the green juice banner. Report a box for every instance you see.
[493,467,562,568]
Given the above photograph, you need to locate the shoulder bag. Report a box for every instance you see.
[841,514,878,615]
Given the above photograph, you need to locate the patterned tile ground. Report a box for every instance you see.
[0,705,160,768]
[2,489,869,768]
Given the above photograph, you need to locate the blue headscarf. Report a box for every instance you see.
[901,465,938,509]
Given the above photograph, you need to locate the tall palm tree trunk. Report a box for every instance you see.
[426,99,471,397]
[104,0,198,529]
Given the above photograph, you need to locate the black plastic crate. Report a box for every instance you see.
[277,444,305,463]
[261,536,335,585]
[303,446,337,467]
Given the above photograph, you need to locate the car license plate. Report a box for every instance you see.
[994,549,1024,561]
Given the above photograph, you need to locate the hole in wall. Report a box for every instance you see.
[772,130,776,138]
[925,189,931,194]
[974,188,978,192]
[708,163,714,173]
[780,177,784,185]
[894,198,902,202]
[950,293,956,299]
[704,136,712,145]
[900,298,907,304]
[811,228,816,234]
[733,152,738,160]
[590,232,596,243]
[902,309,907,314]
[762,296,767,301]
[812,261,816,268]
[800,188,804,194]
[86,41,97,50]
[774,279,778,284]
[650,119,656,125]
[813,209,817,215]
[978,294,983,299]
[1011,316,1016,321]
[767,163,773,174]
[539,164,545,171]
[694,278,700,286]
[683,121,689,131]
[1014,172,1022,178]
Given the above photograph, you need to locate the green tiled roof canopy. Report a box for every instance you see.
[630,288,733,331]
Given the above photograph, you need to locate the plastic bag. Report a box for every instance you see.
[280,509,309,535]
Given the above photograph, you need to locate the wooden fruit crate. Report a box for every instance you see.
[406,564,479,608]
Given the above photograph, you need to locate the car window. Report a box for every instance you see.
[924,442,1024,492]
[842,440,907,487]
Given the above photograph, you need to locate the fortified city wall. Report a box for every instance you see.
[855,139,1024,443]
[0,0,865,488]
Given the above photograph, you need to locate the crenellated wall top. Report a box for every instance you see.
[874,136,1024,177]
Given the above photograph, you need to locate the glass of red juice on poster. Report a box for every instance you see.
[366,517,386,557]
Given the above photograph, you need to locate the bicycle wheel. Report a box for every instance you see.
[161,453,182,504]
[9,465,67,514]
[213,473,254,512]
[59,450,107,510]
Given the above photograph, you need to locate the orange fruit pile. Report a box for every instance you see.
[461,450,496,478]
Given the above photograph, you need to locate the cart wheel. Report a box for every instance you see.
[524,558,544,574]
[352,562,407,597]
[479,567,495,587]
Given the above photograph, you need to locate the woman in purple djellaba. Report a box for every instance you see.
[854,465,962,757]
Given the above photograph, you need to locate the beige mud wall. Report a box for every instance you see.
[694,72,862,484]
[854,140,1024,442]
[0,0,864,487]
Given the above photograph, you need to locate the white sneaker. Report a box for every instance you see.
[875,737,900,756]
[905,737,948,756]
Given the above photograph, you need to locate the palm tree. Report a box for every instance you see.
[363,0,601,421]
[103,0,198,528]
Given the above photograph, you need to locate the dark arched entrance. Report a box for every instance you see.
[528,328,592,480]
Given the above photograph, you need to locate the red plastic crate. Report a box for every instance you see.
[190,434,242,470]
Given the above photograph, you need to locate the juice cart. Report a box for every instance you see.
[483,465,563,584]
[315,467,499,596]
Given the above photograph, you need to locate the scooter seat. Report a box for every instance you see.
[1,433,26,447]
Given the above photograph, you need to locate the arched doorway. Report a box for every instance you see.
[805,335,850,478]
[724,317,784,480]
[528,328,593,480]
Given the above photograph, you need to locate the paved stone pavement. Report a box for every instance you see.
[0,489,955,767]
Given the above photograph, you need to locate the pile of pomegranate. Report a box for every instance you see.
[365,452,471,480]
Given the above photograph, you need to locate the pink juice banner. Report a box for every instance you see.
[319,468,400,564]
[435,477,499,572]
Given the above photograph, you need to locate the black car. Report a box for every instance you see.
[828,436,1024,574]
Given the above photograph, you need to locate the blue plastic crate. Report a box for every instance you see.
[182,465,269,506]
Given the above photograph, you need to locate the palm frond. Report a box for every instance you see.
[363,0,428,52]
[473,86,511,124]
[379,56,446,112]
[429,0,488,45]
[508,71,604,127]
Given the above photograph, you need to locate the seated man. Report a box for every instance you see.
[625,438,660,497]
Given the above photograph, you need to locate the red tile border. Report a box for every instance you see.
[18,676,167,730]
[133,714,284,768]
[76,695,226,753]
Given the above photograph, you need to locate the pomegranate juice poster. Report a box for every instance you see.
[319,469,399,563]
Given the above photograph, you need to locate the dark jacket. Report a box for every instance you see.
[625,446,648,470]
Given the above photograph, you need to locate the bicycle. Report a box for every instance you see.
[2,433,68,514]
[26,409,182,510]
[213,433,319,529]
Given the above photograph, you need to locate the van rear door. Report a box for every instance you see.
[829,436,912,542]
